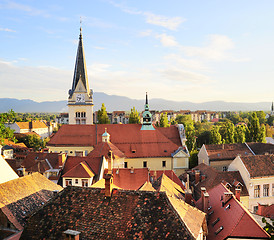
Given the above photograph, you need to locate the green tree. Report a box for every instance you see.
[234,124,246,143]
[189,150,198,169]
[159,112,169,127]
[210,126,222,144]
[249,112,261,142]
[129,107,140,124]
[185,122,196,152]
[97,103,110,124]
[19,134,45,151]
[176,114,192,126]
[0,110,16,144]
[219,121,235,144]
[255,111,266,125]
[258,124,266,143]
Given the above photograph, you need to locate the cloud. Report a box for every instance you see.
[156,33,178,47]
[164,54,209,71]
[181,34,235,61]
[0,27,16,32]
[106,0,184,30]
[139,29,152,37]
[160,67,210,83]
[144,12,185,31]
[4,1,50,18]
[0,60,71,101]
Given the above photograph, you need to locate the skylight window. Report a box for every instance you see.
[215,226,224,235]
[208,210,214,216]
[225,204,231,210]
[212,217,220,227]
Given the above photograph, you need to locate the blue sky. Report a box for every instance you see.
[1,0,274,103]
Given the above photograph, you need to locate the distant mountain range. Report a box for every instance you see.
[0,92,272,113]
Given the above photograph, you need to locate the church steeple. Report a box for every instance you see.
[68,27,94,125]
[141,92,155,130]
[271,102,274,116]
[69,27,91,98]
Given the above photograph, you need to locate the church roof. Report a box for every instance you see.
[48,124,182,158]
[69,28,89,97]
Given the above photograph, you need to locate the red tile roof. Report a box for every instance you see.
[182,163,249,200]
[246,142,274,155]
[62,161,95,178]
[20,152,61,173]
[62,156,102,179]
[87,141,125,159]
[240,155,274,177]
[16,121,48,130]
[152,170,185,190]
[21,187,195,239]
[205,143,253,161]
[0,173,62,230]
[111,168,149,190]
[48,124,181,158]
[196,184,270,240]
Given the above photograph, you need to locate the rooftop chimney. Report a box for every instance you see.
[224,192,233,203]
[107,150,113,174]
[58,153,66,168]
[201,188,209,214]
[195,170,200,184]
[63,229,81,240]
[104,173,113,197]
[257,203,268,216]
[235,187,241,201]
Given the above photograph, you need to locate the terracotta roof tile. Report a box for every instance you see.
[20,152,61,173]
[48,124,181,158]
[240,155,274,177]
[181,163,249,200]
[62,156,102,179]
[111,168,150,190]
[0,173,62,230]
[247,142,274,155]
[196,184,270,240]
[21,187,195,239]
[62,161,95,178]
[205,143,253,161]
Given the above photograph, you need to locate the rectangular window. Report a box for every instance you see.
[254,185,260,198]
[75,179,78,184]
[143,161,147,168]
[263,184,269,197]
[253,205,258,213]
[124,162,128,168]
[272,184,274,196]
[162,161,166,168]
[65,179,72,186]
[222,166,228,172]
[82,179,88,187]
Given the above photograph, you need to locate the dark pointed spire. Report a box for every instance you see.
[141,92,155,130]
[69,27,90,97]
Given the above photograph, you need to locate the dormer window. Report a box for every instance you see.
[215,226,224,235]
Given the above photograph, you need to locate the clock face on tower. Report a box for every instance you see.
[76,94,85,103]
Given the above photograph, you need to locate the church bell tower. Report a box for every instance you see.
[68,28,93,124]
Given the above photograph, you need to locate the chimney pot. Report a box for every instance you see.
[202,191,209,214]
[224,192,233,203]
[195,170,200,184]
[235,187,241,201]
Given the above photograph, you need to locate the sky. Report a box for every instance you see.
[0,0,274,103]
